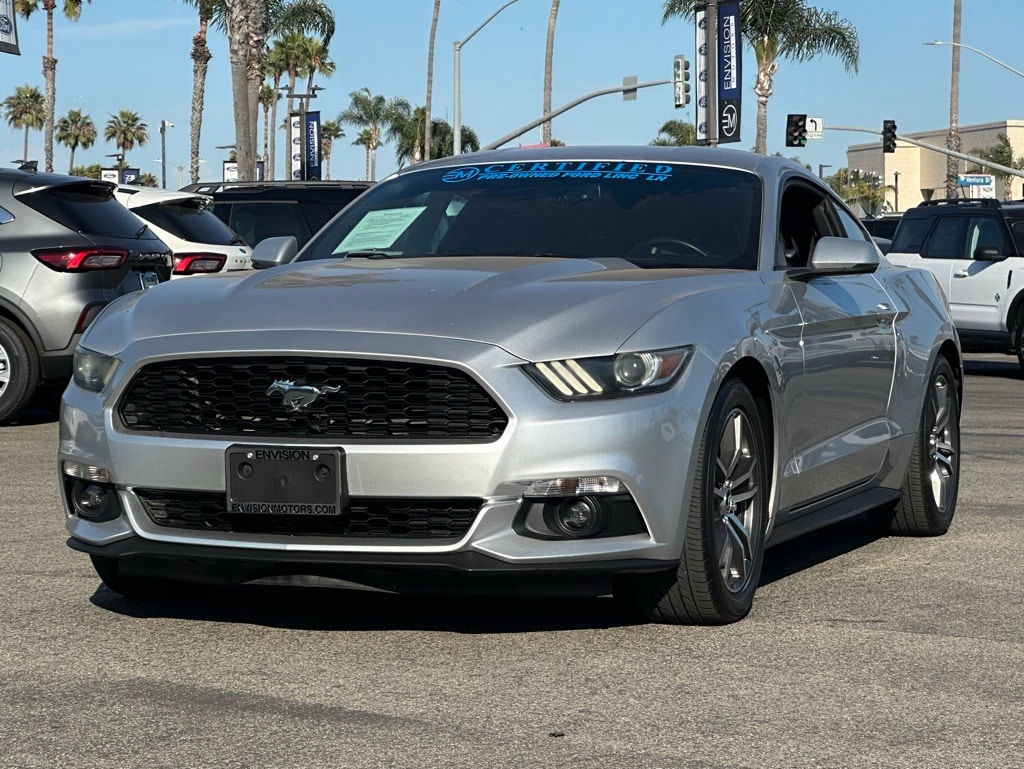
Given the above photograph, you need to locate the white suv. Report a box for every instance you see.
[115,186,252,277]
[886,198,1024,370]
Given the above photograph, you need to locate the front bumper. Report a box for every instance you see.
[60,330,712,582]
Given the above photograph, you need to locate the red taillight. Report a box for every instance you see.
[33,247,128,271]
[172,253,227,274]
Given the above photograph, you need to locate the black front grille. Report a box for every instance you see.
[136,489,482,540]
[119,357,508,440]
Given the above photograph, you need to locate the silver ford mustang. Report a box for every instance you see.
[58,146,962,625]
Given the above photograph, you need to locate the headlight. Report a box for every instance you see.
[73,346,120,392]
[524,347,693,400]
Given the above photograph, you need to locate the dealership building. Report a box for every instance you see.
[846,119,1024,212]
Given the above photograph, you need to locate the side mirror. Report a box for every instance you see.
[789,236,879,278]
[973,246,1006,262]
[251,235,298,269]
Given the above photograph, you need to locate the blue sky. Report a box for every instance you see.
[2,0,1022,185]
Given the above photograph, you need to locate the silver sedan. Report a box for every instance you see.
[58,146,961,625]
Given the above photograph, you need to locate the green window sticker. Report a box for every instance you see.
[333,206,427,254]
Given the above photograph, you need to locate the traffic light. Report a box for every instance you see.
[673,55,691,108]
[883,120,897,153]
[785,114,807,147]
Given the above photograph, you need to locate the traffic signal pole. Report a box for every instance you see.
[481,80,670,151]
[826,125,1024,180]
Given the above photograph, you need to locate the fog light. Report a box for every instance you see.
[72,480,111,520]
[551,496,606,537]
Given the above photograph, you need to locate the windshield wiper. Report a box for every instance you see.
[341,249,402,259]
[134,224,151,239]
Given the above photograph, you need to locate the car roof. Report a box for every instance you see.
[114,185,212,208]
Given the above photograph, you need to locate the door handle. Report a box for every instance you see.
[954,271,969,278]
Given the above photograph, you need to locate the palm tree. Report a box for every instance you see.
[650,119,696,146]
[181,0,222,185]
[220,0,335,180]
[104,110,148,168]
[259,83,277,173]
[3,84,45,163]
[299,36,334,108]
[661,0,858,155]
[430,119,479,159]
[542,0,560,145]
[338,88,410,181]
[352,128,378,182]
[136,172,159,188]
[55,108,96,173]
[13,0,88,173]
[968,134,1024,201]
[945,0,962,199]
[390,105,425,168]
[264,41,288,180]
[320,119,344,180]
[423,0,441,161]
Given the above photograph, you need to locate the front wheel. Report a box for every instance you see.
[619,379,769,625]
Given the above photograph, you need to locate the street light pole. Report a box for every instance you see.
[160,120,174,188]
[925,40,1024,79]
[818,163,832,179]
[453,0,520,155]
[893,171,900,212]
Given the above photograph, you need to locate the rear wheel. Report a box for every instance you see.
[0,318,39,425]
[90,555,193,600]
[873,356,960,536]
[1015,321,1024,372]
[619,379,769,624]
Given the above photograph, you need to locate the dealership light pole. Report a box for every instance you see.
[160,120,173,189]
[453,0,520,155]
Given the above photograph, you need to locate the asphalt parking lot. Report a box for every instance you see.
[1,354,1021,769]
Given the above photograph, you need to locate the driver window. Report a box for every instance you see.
[777,182,838,268]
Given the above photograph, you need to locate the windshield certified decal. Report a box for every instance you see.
[441,162,673,183]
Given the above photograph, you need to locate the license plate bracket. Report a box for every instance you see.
[226,445,346,516]
[138,270,160,290]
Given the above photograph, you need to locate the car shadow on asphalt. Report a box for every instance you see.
[89,514,888,633]
[962,356,1022,379]
[90,583,647,632]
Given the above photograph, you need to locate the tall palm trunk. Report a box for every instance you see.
[542,0,560,145]
[363,144,370,182]
[67,143,76,173]
[753,57,777,155]
[945,0,962,199]
[22,126,30,163]
[424,0,440,161]
[269,72,281,180]
[42,1,56,172]
[189,14,212,185]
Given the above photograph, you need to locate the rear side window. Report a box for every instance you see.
[889,216,933,254]
[19,181,153,239]
[133,199,239,245]
[921,217,967,259]
[217,202,307,247]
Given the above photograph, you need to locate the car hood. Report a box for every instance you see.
[90,256,750,361]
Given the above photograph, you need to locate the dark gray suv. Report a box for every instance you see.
[0,168,172,423]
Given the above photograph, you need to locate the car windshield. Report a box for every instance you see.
[297,161,762,269]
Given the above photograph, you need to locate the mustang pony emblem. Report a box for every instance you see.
[266,380,341,412]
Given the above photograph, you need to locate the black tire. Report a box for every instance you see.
[618,379,769,625]
[887,356,960,536]
[1015,321,1024,373]
[0,318,39,425]
[90,555,192,600]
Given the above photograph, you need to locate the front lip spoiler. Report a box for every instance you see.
[68,536,676,595]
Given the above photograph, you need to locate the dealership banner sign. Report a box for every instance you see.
[694,2,742,145]
[289,112,303,180]
[0,0,20,55]
[305,111,322,180]
[717,1,742,144]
